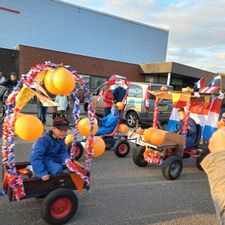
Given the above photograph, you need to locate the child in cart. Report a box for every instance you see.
[29,116,70,181]
[96,105,119,136]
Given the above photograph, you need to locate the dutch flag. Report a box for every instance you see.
[208,75,221,87]
[166,97,222,141]
[195,78,204,89]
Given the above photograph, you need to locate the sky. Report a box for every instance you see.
[62,0,225,73]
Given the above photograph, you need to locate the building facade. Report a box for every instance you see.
[0,0,168,64]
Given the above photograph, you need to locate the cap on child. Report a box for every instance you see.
[53,117,70,131]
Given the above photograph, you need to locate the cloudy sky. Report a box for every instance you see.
[62,0,225,73]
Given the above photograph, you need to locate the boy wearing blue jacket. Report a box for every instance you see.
[96,105,119,136]
[30,117,70,181]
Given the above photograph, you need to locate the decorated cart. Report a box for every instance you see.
[129,88,223,180]
[1,62,105,225]
[72,74,132,158]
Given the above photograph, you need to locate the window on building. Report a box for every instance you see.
[171,78,183,86]
[145,75,158,83]
[91,76,107,90]
[158,76,167,84]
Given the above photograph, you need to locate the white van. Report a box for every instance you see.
[84,82,173,127]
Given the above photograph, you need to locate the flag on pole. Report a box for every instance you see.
[208,75,221,87]
[195,78,204,89]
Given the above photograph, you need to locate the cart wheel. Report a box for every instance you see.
[196,149,209,171]
[162,156,183,180]
[133,146,147,167]
[113,140,130,158]
[67,142,84,160]
[41,188,78,225]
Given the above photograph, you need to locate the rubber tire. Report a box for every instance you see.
[41,188,78,225]
[162,156,183,180]
[67,142,84,160]
[113,140,130,158]
[133,146,147,167]
[126,111,139,128]
[196,149,210,171]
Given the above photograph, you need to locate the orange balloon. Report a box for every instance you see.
[14,115,44,141]
[118,124,129,133]
[65,134,74,144]
[150,130,165,145]
[116,102,124,110]
[136,127,144,135]
[77,118,98,137]
[52,67,76,95]
[143,128,156,142]
[85,136,105,157]
[44,67,76,95]
[44,70,59,95]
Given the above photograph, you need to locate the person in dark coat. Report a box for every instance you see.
[174,108,197,148]
[113,79,126,103]
[29,117,70,181]
[1,72,19,91]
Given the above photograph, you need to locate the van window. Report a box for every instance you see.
[128,84,143,98]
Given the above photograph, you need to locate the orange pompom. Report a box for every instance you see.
[143,128,156,142]
[44,67,76,95]
[136,127,144,135]
[85,136,105,157]
[65,134,74,144]
[77,118,98,137]
[149,130,165,145]
[118,124,129,133]
[14,115,44,141]
[116,102,124,110]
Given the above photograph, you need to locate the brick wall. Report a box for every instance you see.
[19,45,144,82]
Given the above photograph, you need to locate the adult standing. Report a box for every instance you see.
[103,84,114,116]
[113,79,126,103]
[36,97,48,125]
[113,79,126,122]
[201,127,225,225]
[1,72,19,91]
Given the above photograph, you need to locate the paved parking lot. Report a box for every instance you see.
[0,108,219,225]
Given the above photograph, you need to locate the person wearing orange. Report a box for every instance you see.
[201,127,225,225]
[217,112,225,129]
[103,84,114,116]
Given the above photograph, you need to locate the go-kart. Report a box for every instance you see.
[1,62,96,225]
[68,74,131,158]
[3,161,89,225]
[130,89,220,180]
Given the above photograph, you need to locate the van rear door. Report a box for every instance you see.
[148,84,173,122]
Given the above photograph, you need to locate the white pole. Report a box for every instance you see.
[167,72,171,85]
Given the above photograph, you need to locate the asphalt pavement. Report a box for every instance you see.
[0,105,219,225]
